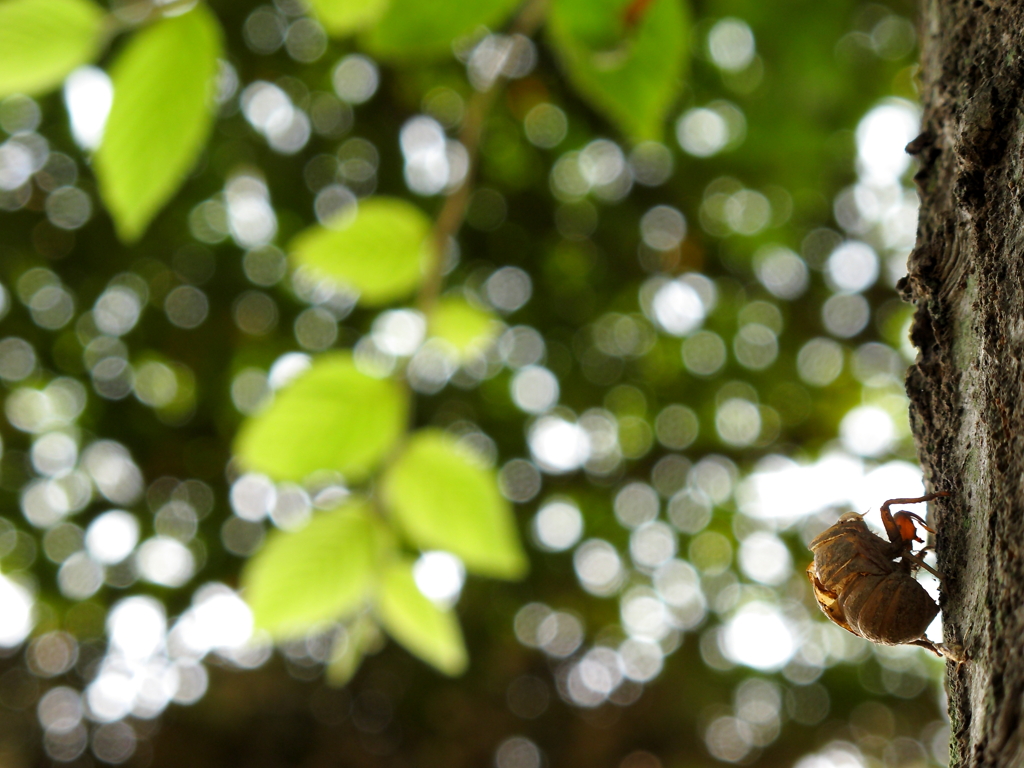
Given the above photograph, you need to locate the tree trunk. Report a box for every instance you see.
[906,1,1024,765]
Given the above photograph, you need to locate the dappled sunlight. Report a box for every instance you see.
[721,602,796,671]
[0,575,34,647]
[63,66,111,150]
[531,499,583,552]
[412,551,465,607]
[739,453,923,525]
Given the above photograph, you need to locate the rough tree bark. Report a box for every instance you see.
[904,1,1024,765]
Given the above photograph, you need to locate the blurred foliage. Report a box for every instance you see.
[0,0,953,765]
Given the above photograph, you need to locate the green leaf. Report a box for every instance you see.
[382,429,527,579]
[547,0,690,142]
[290,197,434,306]
[363,0,520,60]
[325,613,380,686]
[243,501,390,639]
[0,0,105,97]
[308,0,388,35]
[234,352,408,482]
[374,558,467,675]
[429,296,502,359]
[93,5,222,242]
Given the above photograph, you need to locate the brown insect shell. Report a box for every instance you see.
[808,513,938,646]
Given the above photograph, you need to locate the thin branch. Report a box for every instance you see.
[416,0,549,316]
[416,86,498,316]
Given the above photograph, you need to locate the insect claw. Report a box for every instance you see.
[938,642,969,665]
[935,628,968,664]
[901,511,935,534]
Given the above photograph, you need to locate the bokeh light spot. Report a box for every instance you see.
[532,500,583,552]
[412,551,465,607]
[721,601,795,670]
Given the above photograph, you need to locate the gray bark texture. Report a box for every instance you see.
[905,1,1024,765]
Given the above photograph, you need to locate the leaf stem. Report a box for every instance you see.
[415,87,495,317]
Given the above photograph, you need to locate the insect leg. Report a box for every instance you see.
[907,637,944,657]
[902,549,944,580]
[880,492,949,546]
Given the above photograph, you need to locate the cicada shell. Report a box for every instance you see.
[806,493,962,660]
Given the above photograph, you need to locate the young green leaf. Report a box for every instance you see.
[429,296,502,359]
[290,197,434,306]
[382,429,527,579]
[547,0,690,142]
[363,0,519,60]
[93,5,223,242]
[307,0,388,35]
[243,501,391,639]
[325,613,380,686]
[374,558,467,676]
[0,0,106,98]
[234,352,407,482]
